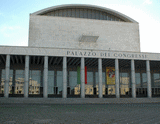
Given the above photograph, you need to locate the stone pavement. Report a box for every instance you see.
[1,103,160,124]
[1,98,160,104]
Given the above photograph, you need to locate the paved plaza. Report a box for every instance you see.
[1,103,160,124]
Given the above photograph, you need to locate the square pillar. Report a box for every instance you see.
[131,59,136,98]
[63,56,67,98]
[98,58,102,98]
[146,60,152,98]
[43,56,48,98]
[4,55,10,98]
[24,55,29,98]
[115,59,120,98]
[81,57,85,98]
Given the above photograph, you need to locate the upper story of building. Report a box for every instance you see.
[28,4,140,52]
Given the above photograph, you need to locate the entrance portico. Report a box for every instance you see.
[0,49,157,99]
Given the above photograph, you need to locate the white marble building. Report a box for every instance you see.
[0,4,160,98]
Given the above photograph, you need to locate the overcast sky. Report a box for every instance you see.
[0,0,160,53]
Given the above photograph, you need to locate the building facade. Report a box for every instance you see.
[0,4,160,98]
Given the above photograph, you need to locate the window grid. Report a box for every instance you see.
[42,8,125,22]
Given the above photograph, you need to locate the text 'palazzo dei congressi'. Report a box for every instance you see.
[0,4,160,99]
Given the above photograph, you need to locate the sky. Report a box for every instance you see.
[0,0,160,53]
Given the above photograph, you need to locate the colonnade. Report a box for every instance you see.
[3,55,152,98]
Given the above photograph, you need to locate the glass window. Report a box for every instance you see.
[120,73,130,86]
[48,70,54,94]
[120,72,130,95]
[108,15,111,20]
[0,69,5,94]
[104,13,107,20]
[79,9,84,18]
[87,9,92,19]
[15,70,24,94]
[69,71,77,87]
[153,73,160,87]
[142,73,147,88]
[100,12,104,20]
[85,72,93,95]
[95,72,106,95]
[95,72,98,85]
[9,70,13,94]
[0,69,14,94]
[84,9,87,18]
[135,73,141,87]
[92,10,96,19]
[62,9,67,17]
[95,72,105,85]
[75,9,79,18]
[96,11,100,19]
[95,72,99,95]
[29,70,41,94]
[57,71,63,94]
[58,10,62,17]
[67,9,72,17]
[71,9,76,17]
[69,71,80,95]
[87,72,93,85]
[102,72,106,95]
